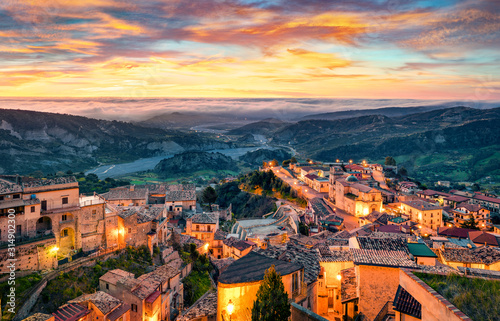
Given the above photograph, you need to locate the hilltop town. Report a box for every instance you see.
[1,157,500,321]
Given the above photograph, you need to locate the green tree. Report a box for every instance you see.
[385,156,396,166]
[460,217,479,230]
[282,160,291,167]
[398,167,408,176]
[251,265,291,321]
[290,157,297,164]
[202,186,218,207]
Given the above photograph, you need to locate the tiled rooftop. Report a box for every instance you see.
[254,243,321,285]
[68,291,121,315]
[218,251,302,284]
[319,250,353,262]
[440,246,500,265]
[22,313,53,321]
[213,230,228,240]
[211,257,235,273]
[177,290,217,321]
[52,303,90,321]
[468,231,499,247]
[340,267,357,303]
[131,258,183,299]
[106,304,130,321]
[100,269,135,285]
[191,212,218,224]
[24,176,77,188]
[393,285,421,318]
[351,249,417,268]
[117,206,164,224]
[356,236,409,253]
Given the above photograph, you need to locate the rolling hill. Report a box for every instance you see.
[0,109,234,174]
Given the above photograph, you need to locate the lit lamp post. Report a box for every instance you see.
[227,300,234,321]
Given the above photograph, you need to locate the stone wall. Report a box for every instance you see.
[12,279,47,321]
[358,265,400,321]
[0,238,57,273]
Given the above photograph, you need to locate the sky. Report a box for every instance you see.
[0,0,499,100]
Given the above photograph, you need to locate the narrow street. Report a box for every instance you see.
[270,166,360,231]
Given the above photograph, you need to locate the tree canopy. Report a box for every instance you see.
[202,186,218,206]
[251,265,291,321]
[460,217,479,230]
[385,156,397,166]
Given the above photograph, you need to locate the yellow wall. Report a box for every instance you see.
[358,265,400,321]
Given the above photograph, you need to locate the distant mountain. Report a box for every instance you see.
[271,106,500,184]
[227,118,291,135]
[0,109,234,175]
[137,112,251,130]
[154,151,238,178]
[298,105,450,121]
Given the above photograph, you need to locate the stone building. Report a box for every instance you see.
[332,176,383,217]
[100,258,185,321]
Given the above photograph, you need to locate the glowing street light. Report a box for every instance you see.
[227,300,234,320]
[337,274,341,281]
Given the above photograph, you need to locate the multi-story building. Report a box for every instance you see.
[0,176,107,272]
[100,259,185,321]
[451,203,490,229]
[185,212,219,244]
[400,200,443,231]
[333,176,383,217]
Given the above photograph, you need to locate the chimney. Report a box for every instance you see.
[130,185,135,192]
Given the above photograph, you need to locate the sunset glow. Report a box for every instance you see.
[1,0,499,99]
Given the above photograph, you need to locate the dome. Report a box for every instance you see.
[346,175,358,182]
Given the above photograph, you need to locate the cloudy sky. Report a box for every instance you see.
[1,0,499,100]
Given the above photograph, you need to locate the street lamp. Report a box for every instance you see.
[337,274,341,281]
[227,300,234,320]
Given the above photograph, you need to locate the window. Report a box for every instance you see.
[16,225,22,236]
[106,283,109,290]
[131,304,137,312]
[0,196,4,201]
[128,228,132,233]
[62,197,68,205]
[31,206,35,213]
[41,200,47,211]
[62,229,68,237]
[62,215,67,221]
[13,194,20,199]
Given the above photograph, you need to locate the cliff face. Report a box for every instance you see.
[0,109,234,174]
[154,151,238,177]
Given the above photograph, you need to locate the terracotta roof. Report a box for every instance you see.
[473,194,500,204]
[468,231,499,246]
[444,195,470,203]
[0,178,22,194]
[52,303,90,321]
[166,184,196,201]
[340,267,357,303]
[223,237,254,251]
[437,227,475,239]
[440,247,500,265]
[145,290,161,304]
[213,230,228,240]
[304,173,319,180]
[364,211,389,225]
[218,251,303,284]
[131,259,183,299]
[351,183,377,193]
[107,304,130,321]
[117,206,163,223]
[456,203,484,213]
[68,291,121,315]
[100,269,135,286]
[23,176,78,189]
[103,186,149,201]
[308,197,336,218]
[393,285,421,318]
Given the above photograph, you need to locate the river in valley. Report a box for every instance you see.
[85,145,272,179]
